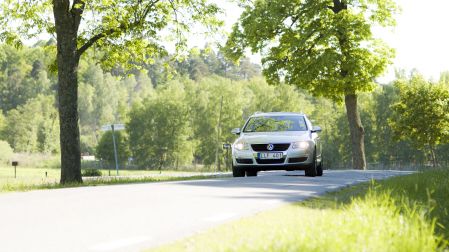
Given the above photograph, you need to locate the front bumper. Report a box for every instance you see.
[232,146,313,170]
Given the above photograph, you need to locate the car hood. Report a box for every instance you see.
[238,131,310,144]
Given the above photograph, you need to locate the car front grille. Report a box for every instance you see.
[251,143,290,152]
[255,158,286,164]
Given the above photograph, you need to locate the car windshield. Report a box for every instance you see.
[243,115,308,132]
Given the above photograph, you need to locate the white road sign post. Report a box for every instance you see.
[101,124,125,176]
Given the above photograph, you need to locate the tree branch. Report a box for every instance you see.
[76,0,159,57]
[168,0,181,44]
[71,0,85,31]
[289,15,300,28]
[329,0,347,14]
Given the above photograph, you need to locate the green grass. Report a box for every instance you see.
[150,169,449,252]
[0,167,228,193]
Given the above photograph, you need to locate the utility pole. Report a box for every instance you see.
[101,124,124,176]
[111,124,119,176]
[215,96,224,172]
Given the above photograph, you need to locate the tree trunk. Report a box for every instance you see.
[54,0,83,184]
[429,145,437,168]
[332,0,366,170]
[344,94,366,170]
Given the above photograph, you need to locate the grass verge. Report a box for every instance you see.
[0,167,229,193]
[150,168,449,252]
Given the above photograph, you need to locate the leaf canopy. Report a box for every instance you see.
[0,0,223,69]
[225,0,398,102]
[390,76,449,149]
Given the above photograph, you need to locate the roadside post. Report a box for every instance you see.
[101,124,125,176]
[12,161,18,178]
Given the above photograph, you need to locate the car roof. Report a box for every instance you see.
[250,112,306,117]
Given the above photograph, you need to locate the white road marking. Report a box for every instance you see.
[89,236,151,251]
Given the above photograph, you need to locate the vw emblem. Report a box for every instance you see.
[267,144,274,151]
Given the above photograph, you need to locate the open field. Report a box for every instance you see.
[0,167,229,193]
[151,168,449,252]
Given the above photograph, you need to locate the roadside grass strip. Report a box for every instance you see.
[0,167,230,193]
[151,168,449,252]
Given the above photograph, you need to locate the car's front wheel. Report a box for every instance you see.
[305,151,318,177]
[232,165,245,177]
[316,157,323,176]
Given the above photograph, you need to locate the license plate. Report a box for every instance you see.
[258,152,283,159]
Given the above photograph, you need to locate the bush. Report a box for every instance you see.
[0,140,13,165]
[81,169,102,177]
[96,131,130,166]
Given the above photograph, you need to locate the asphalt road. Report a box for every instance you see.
[0,170,412,252]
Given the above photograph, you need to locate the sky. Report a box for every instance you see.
[194,0,449,83]
[378,0,449,82]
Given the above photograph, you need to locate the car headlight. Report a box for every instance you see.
[234,140,250,151]
[292,141,310,149]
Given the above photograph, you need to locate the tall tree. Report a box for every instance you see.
[0,0,221,183]
[390,76,449,167]
[3,95,59,153]
[127,80,193,169]
[224,0,397,169]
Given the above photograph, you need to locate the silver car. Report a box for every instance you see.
[231,112,323,177]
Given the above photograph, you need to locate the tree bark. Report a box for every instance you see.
[54,0,83,184]
[344,94,366,170]
[429,145,437,168]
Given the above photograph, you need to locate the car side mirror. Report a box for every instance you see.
[231,128,241,135]
[311,126,322,133]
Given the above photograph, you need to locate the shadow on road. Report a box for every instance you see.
[170,170,410,203]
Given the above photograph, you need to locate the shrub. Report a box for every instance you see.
[81,169,102,177]
[0,140,13,165]
[96,131,130,166]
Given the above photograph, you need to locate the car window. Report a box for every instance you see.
[243,116,308,132]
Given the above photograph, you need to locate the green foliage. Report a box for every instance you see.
[0,0,223,70]
[368,85,426,164]
[0,42,447,169]
[96,131,130,166]
[128,79,193,168]
[0,45,56,113]
[81,169,102,177]
[390,76,449,165]
[3,95,59,153]
[0,43,263,160]
[175,46,261,81]
[0,112,5,139]
[1,0,224,183]
[0,140,13,165]
[126,75,316,169]
[391,76,449,146]
[186,76,247,166]
[225,0,398,101]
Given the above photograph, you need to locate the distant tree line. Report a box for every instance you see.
[0,43,448,169]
